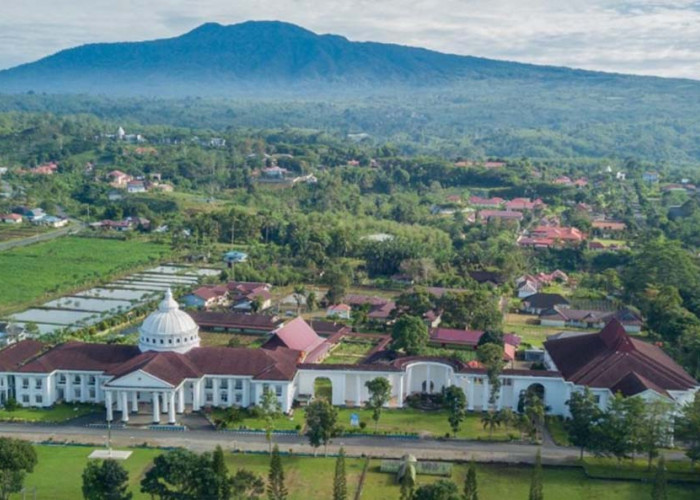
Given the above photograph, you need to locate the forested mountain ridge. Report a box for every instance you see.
[0,20,698,96]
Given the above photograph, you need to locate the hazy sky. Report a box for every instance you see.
[2,0,700,79]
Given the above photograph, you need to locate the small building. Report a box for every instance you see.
[38,216,68,228]
[521,293,570,315]
[327,304,352,320]
[223,251,248,264]
[0,213,22,224]
[126,180,147,193]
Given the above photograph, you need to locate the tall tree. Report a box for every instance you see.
[332,447,347,500]
[140,449,221,500]
[638,400,673,470]
[0,437,38,500]
[528,450,543,500]
[390,315,429,355]
[443,385,467,436]
[651,455,668,500]
[212,445,231,500]
[476,343,503,406]
[365,377,392,431]
[675,393,700,465]
[591,393,637,463]
[267,445,287,500]
[81,459,132,500]
[231,469,265,500]
[463,460,478,500]
[305,399,338,456]
[566,388,602,459]
[260,387,282,453]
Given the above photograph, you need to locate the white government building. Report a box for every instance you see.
[0,290,696,424]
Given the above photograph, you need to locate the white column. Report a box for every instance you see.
[168,392,176,424]
[121,392,129,422]
[482,380,489,409]
[355,376,361,406]
[213,379,220,406]
[152,392,160,423]
[105,391,113,422]
[467,377,475,411]
[65,377,73,403]
[398,375,404,407]
[161,391,168,413]
[406,369,412,397]
[177,388,185,413]
[80,375,88,403]
[193,381,201,411]
[426,365,432,393]
[131,392,138,413]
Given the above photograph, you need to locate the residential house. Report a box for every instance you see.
[521,293,570,315]
[643,172,660,183]
[326,304,352,320]
[126,180,147,193]
[591,220,626,234]
[478,210,523,223]
[539,306,643,333]
[518,226,585,248]
[228,282,272,312]
[0,213,22,224]
[468,196,505,208]
[107,170,133,188]
[38,216,68,228]
[182,285,229,309]
[504,198,545,211]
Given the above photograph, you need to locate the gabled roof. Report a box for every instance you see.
[523,293,570,309]
[107,350,202,386]
[186,346,299,380]
[544,320,697,396]
[17,342,141,373]
[0,340,45,371]
[266,317,325,354]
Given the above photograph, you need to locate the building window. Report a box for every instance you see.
[22,378,29,389]
[58,374,66,384]
[22,395,29,404]
[160,339,164,344]
[89,388,96,399]
[220,379,228,389]
[235,379,243,390]
[221,393,228,403]
[474,378,483,385]
[275,386,282,397]
[502,379,512,387]
[168,339,172,344]
[74,389,81,399]
[205,379,213,389]
[594,395,601,404]
[35,379,42,389]
[88,376,96,386]
[206,393,213,403]
[35,395,43,404]
[74,375,81,384]
[235,394,242,403]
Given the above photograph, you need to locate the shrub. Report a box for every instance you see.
[4,397,19,412]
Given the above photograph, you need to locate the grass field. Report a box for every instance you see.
[212,406,516,440]
[323,338,378,364]
[0,403,100,423]
[199,332,266,348]
[15,446,700,500]
[0,236,169,314]
[0,223,52,242]
[504,313,598,347]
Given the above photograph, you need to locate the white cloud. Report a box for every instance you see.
[1,0,699,78]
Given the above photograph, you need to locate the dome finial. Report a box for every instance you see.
[158,288,179,312]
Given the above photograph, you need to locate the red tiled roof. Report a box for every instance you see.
[430,328,483,346]
[544,320,697,396]
[189,311,281,331]
[107,351,201,386]
[0,340,45,371]
[478,210,524,221]
[18,342,141,373]
[186,346,299,380]
[267,317,325,354]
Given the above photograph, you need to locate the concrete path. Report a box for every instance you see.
[0,221,83,252]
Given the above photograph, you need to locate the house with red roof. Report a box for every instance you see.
[326,304,352,320]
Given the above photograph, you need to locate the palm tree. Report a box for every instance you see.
[481,410,501,438]
[293,285,306,316]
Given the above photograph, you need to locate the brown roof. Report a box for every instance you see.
[186,346,299,380]
[189,311,281,331]
[18,342,141,373]
[308,320,352,337]
[544,320,697,396]
[266,317,325,353]
[0,340,45,371]
[107,351,201,386]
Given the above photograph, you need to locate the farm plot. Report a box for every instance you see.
[10,308,101,326]
[43,297,133,313]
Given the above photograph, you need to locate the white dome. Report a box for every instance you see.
[138,289,200,353]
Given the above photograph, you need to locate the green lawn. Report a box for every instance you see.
[546,416,570,446]
[0,236,169,314]
[15,445,162,500]
[211,407,516,440]
[323,338,378,364]
[583,457,700,482]
[504,313,598,348]
[0,403,101,423]
[13,446,700,500]
[363,461,700,500]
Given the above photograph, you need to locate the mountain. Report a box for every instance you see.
[0,20,684,97]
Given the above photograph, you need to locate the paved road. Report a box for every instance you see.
[0,422,687,465]
[0,222,83,252]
